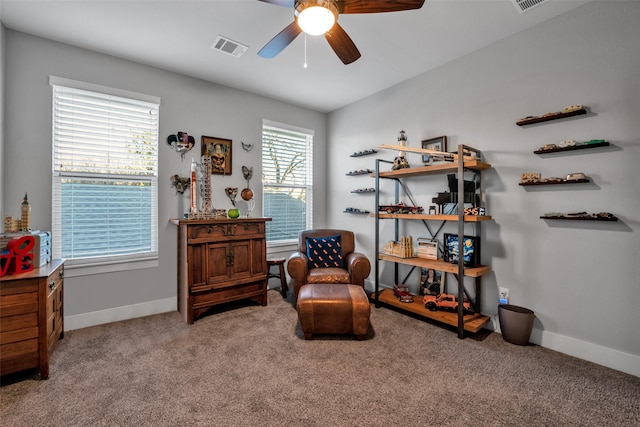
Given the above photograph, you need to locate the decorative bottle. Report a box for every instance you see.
[190,158,198,214]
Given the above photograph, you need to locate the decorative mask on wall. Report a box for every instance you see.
[167,132,195,160]
[170,175,190,194]
[211,144,229,173]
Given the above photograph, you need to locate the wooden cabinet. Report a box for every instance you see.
[1,259,64,379]
[372,145,492,338]
[171,218,271,324]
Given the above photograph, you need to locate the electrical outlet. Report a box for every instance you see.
[499,287,509,305]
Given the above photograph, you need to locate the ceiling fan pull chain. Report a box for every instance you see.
[303,33,308,68]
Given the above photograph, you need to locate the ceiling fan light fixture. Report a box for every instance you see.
[295,0,338,36]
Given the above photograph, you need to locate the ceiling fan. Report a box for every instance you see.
[257,0,425,64]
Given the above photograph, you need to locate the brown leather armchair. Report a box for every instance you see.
[287,229,371,299]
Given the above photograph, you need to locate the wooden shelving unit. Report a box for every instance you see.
[373,144,492,338]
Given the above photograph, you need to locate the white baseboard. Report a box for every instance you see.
[529,328,639,378]
[64,297,176,331]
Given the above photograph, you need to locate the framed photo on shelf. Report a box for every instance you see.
[202,135,232,175]
[422,136,447,163]
[443,233,480,267]
[419,268,445,296]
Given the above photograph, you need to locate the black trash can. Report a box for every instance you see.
[498,304,534,346]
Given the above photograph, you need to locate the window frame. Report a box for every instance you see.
[49,76,161,277]
[262,119,314,247]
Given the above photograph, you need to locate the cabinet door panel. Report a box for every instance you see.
[229,241,251,280]
[187,244,207,286]
[207,243,231,284]
[251,238,267,276]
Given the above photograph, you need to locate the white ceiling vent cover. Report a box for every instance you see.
[511,0,549,13]
[211,35,248,58]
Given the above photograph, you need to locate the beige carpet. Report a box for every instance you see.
[1,290,638,426]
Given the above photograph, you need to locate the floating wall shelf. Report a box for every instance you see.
[517,107,587,126]
[534,141,610,154]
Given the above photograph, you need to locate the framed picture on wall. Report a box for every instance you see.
[422,136,447,163]
[202,135,232,175]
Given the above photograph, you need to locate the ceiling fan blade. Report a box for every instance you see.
[325,22,361,65]
[338,0,425,14]
[257,0,295,7]
[258,21,303,58]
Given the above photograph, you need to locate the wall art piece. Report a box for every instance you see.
[202,135,232,175]
[167,132,195,159]
[170,175,190,194]
[241,141,254,151]
[422,135,447,163]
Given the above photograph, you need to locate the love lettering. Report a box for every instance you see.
[0,235,35,277]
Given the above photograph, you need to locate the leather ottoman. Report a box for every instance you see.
[297,284,370,340]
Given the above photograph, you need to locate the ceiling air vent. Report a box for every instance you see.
[511,0,549,13]
[211,35,248,58]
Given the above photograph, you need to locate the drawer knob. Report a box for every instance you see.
[49,280,56,290]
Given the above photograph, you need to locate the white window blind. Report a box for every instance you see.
[262,121,313,244]
[50,77,160,270]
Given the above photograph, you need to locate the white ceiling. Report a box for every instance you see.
[0,0,590,113]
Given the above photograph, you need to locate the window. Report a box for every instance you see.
[50,77,160,273]
[262,120,313,245]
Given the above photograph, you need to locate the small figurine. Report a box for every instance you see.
[392,130,410,170]
[21,193,31,231]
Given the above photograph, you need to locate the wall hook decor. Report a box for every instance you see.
[241,141,254,152]
[167,131,195,160]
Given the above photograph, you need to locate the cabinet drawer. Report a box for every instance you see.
[1,279,39,296]
[0,292,38,317]
[1,312,38,333]
[228,222,265,237]
[188,224,229,239]
[192,282,265,306]
[1,326,39,345]
[0,338,38,359]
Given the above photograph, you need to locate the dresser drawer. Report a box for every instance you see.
[0,292,38,317]
[1,325,39,345]
[228,222,265,237]
[1,311,38,333]
[192,282,265,306]
[188,224,229,239]
[1,337,38,359]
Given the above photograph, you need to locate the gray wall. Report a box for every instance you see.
[327,1,639,375]
[2,30,327,324]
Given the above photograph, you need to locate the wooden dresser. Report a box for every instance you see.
[1,259,64,379]
[171,218,271,324]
